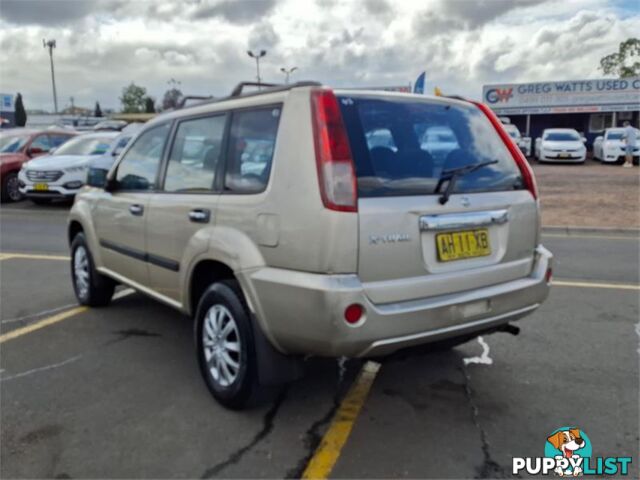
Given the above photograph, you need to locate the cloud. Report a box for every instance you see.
[190,0,278,24]
[0,0,102,25]
[0,0,637,111]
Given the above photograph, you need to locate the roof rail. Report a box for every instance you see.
[175,81,323,112]
[230,82,279,97]
[178,95,215,109]
[229,80,322,98]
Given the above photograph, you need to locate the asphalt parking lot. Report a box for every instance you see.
[1,201,638,479]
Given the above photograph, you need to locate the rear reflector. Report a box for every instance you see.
[310,89,358,212]
[344,303,364,324]
[472,101,538,199]
[545,267,553,284]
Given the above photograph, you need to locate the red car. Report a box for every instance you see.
[0,128,77,202]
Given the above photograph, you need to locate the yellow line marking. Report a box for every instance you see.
[552,280,640,290]
[542,233,639,241]
[0,252,69,261]
[302,361,381,480]
[0,306,88,344]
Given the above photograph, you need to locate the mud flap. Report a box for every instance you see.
[250,315,305,386]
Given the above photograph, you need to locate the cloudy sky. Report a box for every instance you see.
[0,0,638,111]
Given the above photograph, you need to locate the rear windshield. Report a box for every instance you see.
[544,132,580,141]
[606,132,623,140]
[338,95,523,197]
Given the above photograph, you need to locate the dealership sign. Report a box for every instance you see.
[482,77,640,114]
[0,93,14,112]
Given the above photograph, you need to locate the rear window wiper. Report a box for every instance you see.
[435,160,498,205]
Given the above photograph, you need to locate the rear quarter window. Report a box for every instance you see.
[338,96,523,197]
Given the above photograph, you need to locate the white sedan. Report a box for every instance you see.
[503,124,531,157]
[593,127,640,164]
[19,131,119,204]
[535,128,586,163]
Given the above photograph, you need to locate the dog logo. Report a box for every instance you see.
[545,428,590,476]
[512,426,632,476]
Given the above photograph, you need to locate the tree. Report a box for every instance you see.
[94,101,103,117]
[599,38,640,78]
[144,96,156,113]
[120,83,147,113]
[162,86,183,110]
[14,93,26,127]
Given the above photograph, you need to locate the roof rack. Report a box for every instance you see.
[176,80,323,112]
[178,95,215,109]
[229,81,321,97]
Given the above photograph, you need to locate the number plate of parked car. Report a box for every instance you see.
[435,229,491,262]
[34,183,49,191]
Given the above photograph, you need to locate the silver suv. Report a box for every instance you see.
[68,82,553,408]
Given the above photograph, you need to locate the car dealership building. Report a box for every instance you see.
[482,77,640,147]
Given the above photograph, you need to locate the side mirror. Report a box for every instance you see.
[581,137,587,143]
[86,168,108,188]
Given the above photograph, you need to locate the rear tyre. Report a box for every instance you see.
[1,172,22,202]
[196,280,260,409]
[31,197,52,205]
[70,233,115,306]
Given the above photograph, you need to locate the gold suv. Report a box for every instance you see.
[68,82,552,408]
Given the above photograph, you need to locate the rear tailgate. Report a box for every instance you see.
[337,92,538,304]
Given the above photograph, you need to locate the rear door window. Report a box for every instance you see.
[338,96,522,197]
[224,106,281,194]
[164,114,226,192]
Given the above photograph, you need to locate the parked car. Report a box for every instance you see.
[87,130,138,172]
[19,131,119,204]
[0,128,76,202]
[534,128,586,163]
[593,127,640,164]
[502,124,531,157]
[68,82,552,408]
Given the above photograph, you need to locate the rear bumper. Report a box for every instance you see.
[242,245,553,357]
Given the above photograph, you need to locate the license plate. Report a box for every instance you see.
[436,228,491,262]
[558,152,569,158]
[34,183,49,191]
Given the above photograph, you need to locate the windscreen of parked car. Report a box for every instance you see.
[53,136,112,156]
[606,132,624,140]
[338,96,523,197]
[0,134,30,153]
[544,132,580,141]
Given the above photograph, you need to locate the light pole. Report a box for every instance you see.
[280,66,298,84]
[247,50,266,84]
[43,39,58,114]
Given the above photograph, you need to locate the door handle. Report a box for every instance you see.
[189,209,211,223]
[129,204,144,216]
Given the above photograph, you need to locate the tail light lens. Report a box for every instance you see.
[310,89,357,212]
[472,101,538,199]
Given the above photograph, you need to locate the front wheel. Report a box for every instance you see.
[1,172,22,202]
[70,233,115,306]
[196,280,259,409]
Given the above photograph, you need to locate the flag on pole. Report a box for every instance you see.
[413,72,426,94]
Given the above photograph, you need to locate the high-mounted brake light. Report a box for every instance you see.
[310,89,357,212]
[472,101,538,200]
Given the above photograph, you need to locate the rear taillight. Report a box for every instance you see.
[310,89,357,212]
[472,101,538,199]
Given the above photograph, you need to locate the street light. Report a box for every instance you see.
[43,38,58,114]
[247,50,267,84]
[280,67,298,84]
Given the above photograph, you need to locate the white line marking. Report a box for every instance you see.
[542,233,639,241]
[1,289,135,325]
[552,280,639,290]
[463,336,493,366]
[2,303,76,324]
[0,355,82,382]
